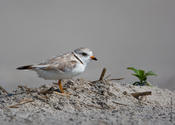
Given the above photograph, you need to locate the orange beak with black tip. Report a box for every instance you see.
[90,56,98,61]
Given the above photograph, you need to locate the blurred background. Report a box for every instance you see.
[0,0,175,91]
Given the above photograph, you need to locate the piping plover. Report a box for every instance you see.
[17,48,97,93]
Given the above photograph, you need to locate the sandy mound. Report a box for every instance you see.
[0,79,175,125]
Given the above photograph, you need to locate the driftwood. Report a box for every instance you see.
[170,97,173,122]
[86,103,115,110]
[99,68,107,80]
[0,85,8,94]
[107,78,125,81]
[131,91,152,99]
[8,98,34,108]
[18,85,37,94]
[112,101,128,106]
[18,85,31,91]
[94,68,124,82]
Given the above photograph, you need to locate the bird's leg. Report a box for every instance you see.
[58,79,64,93]
[54,80,70,96]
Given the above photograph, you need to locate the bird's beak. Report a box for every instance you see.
[90,56,98,61]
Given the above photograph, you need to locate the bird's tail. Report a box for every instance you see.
[16,65,33,70]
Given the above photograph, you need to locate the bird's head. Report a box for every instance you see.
[74,47,97,64]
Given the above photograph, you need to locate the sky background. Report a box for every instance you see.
[0,0,175,91]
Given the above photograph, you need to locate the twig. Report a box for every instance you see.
[91,68,124,84]
[131,91,152,99]
[107,78,125,81]
[18,85,36,94]
[99,68,106,81]
[8,98,34,108]
[86,103,115,110]
[0,85,8,94]
[18,85,30,90]
[33,95,49,104]
[112,101,129,106]
[170,97,173,122]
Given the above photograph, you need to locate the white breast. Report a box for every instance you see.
[72,63,86,75]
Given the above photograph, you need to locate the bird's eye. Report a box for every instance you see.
[81,52,88,56]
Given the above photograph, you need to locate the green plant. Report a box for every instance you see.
[127,67,157,86]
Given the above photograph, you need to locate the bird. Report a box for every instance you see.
[16,47,97,93]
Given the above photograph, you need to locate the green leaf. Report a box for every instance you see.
[132,73,140,79]
[132,73,144,82]
[138,70,145,76]
[138,70,145,80]
[127,67,139,74]
[128,66,157,86]
[145,71,157,76]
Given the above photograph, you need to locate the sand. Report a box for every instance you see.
[0,79,175,125]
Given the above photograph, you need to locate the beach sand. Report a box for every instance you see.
[0,79,175,125]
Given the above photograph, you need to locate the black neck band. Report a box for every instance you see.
[72,52,83,64]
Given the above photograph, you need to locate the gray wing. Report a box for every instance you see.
[36,53,77,72]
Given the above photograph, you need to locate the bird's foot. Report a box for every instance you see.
[54,89,70,96]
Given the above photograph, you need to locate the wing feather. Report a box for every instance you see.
[36,53,77,72]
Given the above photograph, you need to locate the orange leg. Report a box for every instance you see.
[58,80,64,93]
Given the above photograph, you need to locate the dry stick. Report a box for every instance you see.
[86,103,115,110]
[99,68,106,81]
[18,85,30,91]
[8,98,34,108]
[131,91,152,99]
[0,85,8,94]
[112,101,129,106]
[170,97,173,122]
[107,78,125,81]
[18,85,37,94]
